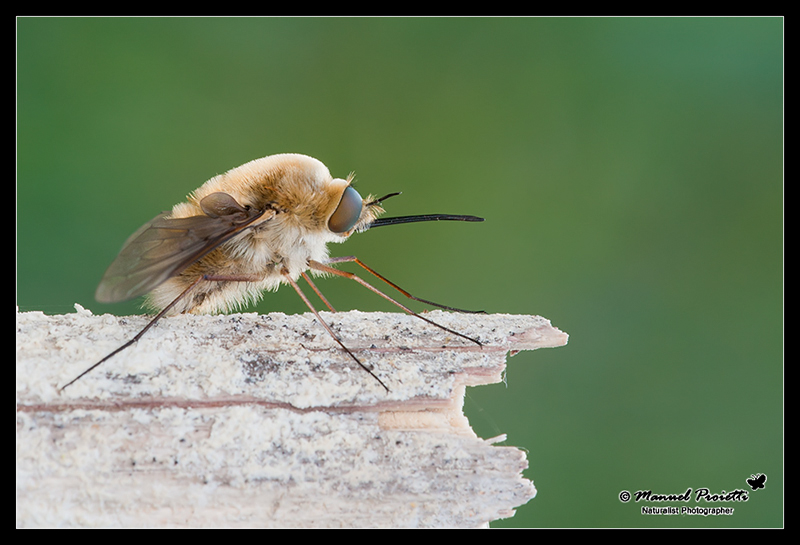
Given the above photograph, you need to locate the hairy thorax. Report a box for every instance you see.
[145,213,342,315]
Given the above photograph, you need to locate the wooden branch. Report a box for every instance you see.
[16,305,568,528]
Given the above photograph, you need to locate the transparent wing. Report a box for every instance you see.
[95,193,270,303]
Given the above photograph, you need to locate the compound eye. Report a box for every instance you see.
[328,186,363,233]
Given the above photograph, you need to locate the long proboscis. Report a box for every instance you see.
[369,214,484,228]
[366,192,484,228]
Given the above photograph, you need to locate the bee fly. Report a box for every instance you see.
[61,153,484,391]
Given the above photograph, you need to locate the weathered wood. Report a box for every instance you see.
[16,305,568,528]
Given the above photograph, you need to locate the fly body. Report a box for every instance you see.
[64,153,484,391]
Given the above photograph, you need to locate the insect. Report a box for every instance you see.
[746,473,767,491]
[61,153,484,391]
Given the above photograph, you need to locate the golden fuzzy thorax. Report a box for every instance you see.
[144,154,384,315]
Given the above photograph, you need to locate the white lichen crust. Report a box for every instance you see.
[16,306,567,528]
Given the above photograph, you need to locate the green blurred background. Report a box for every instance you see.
[17,17,783,527]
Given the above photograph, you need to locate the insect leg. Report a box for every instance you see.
[282,268,389,392]
[324,256,485,314]
[301,271,337,312]
[308,259,482,347]
[60,273,263,391]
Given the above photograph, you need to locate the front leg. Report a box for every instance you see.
[308,259,482,347]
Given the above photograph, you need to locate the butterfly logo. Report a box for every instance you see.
[746,473,767,491]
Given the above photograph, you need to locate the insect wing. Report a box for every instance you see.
[95,198,267,303]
